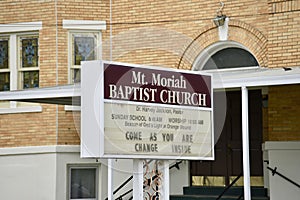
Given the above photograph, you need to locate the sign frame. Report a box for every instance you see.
[81,60,214,160]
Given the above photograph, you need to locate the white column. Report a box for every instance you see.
[133,159,144,200]
[241,86,252,200]
[162,160,170,200]
[107,159,114,200]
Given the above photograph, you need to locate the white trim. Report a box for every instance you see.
[201,66,260,73]
[0,145,80,156]
[65,105,81,111]
[18,67,39,72]
[63,20,106,30]
[212,67,300,89]
[0,105,42,114]
[0,84,81,101]
[0,22,42,33]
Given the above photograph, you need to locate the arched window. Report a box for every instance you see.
[202,47,258,70]
[193,42,259,71]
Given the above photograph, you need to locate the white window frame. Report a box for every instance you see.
[0,22,42,114]
[68,166,99,200]
[63,20,106,111]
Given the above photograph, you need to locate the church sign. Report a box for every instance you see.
[81,61,214,160]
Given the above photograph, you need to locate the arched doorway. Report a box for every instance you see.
[202,47,258,70]
[193,41,259,71]
[191,43,263,186]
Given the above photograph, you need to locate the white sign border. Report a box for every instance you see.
[81,60,214,160]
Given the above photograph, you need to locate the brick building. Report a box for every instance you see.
[0,0,299,199]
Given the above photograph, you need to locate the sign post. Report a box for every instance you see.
[81,61,213,199]
[107,159,114,200]
[162,160,170,199]
[133,159,144,200]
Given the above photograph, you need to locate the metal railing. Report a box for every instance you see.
[217,162,300,200]
[216,172,243,200]
[267,166,300,188]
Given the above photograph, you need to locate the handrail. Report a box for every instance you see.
[170,160,183,170]
[104,160,154,200]
[105,176,133,200]
[236,192,243,200]
[267,166,300,188]
[216,172,243,200]
[115,188,133,200]
[108,160,183,200]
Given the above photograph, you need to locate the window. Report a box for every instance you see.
[202,47,258,70]
[0,37,10,91]
[63,20,105,110]
[19,34,39,89]
[0,21,42,113]
[193,41,259,71]
[0,33,39,90]
[69,167,98,200]
[69,32,99,83]
[63,19,105,84]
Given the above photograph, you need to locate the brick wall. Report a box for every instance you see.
[1,0,299,148]
[268,0,300,68]
[267,84,300,141]
[0,1,58,147]
[0,0,107,147]
[109,0,269,69]
[0,104,57,147]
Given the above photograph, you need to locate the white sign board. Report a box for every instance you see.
[81,61,214,160]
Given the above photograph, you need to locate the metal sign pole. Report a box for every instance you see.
[108,159,114,200]
[162,160,170,200]
[133,159,144,200]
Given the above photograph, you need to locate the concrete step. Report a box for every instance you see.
[171,194,269,200]
[170,186,269,200]
[183,186,267,197]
